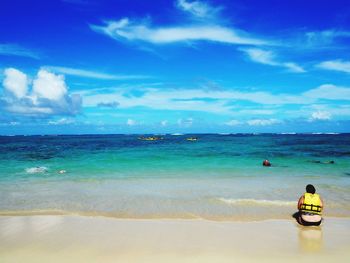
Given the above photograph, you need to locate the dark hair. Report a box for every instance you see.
[306,184,316,194]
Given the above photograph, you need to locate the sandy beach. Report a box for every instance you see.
[1,215,350,263]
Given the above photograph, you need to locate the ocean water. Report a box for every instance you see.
[0,134,349,220]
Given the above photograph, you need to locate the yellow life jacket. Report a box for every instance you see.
[300,193,322,215]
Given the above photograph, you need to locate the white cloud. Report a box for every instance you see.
[44,66,150,80]
[317,60,350,74]
[3,68,28,98]
[160,120,168,126]
[176,0,220,19]
[127,118,137,126]
[305,30,350,47]
[82,84,350,117]
[242,48,305,73]
[225,119,241,126]
[242,48,276,65]
[0,43,39,59]
[33,69,67,101]
[310,111,332,121]
[303,84,350,100]
[247,119,281,126]
[83,88,233,114]
[0,121,21,127]
[91,18,270,46]
[1,68,82,116]
[282,62,305,73]
[48,118,75,125]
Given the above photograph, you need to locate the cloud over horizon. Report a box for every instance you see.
[1,68,82,117]
[81,83,350,122]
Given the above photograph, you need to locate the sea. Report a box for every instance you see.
[0,133,349,221]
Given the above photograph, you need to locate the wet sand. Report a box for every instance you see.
[1,216,350,263]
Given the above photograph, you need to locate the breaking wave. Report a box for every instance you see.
[25,166,48,174]
[217,198,295,207]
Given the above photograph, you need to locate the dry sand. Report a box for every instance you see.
[1,216,350,263]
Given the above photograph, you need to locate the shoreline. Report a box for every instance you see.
[1,215,350,263]
[1,210,350,222]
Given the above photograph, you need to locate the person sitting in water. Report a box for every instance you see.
[297,184,323,226]
[262,159,271,166]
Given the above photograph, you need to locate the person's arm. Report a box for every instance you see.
[320,197,324,209]
[297,195,304,210]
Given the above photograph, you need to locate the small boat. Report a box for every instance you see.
[138,136,163,141]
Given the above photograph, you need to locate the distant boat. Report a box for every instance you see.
[186,137,198,141]
[138,136,163,141]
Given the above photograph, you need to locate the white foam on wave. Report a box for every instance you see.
[25,166,48,174]
[311,132,339,135]
[217,198,295,207]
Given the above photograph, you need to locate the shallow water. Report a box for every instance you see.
[0,134,349,220]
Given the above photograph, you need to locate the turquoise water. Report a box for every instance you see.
[0,134,350,220]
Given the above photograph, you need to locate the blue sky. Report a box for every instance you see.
[1,0,350,134]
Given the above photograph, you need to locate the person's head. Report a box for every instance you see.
[263,160,271,166]
[306,184,316,194]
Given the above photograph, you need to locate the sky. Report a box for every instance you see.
[1,0,350,134]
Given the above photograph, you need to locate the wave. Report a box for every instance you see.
[311,132,340,135]
[217,198,295,207]
[25,166,48,174]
